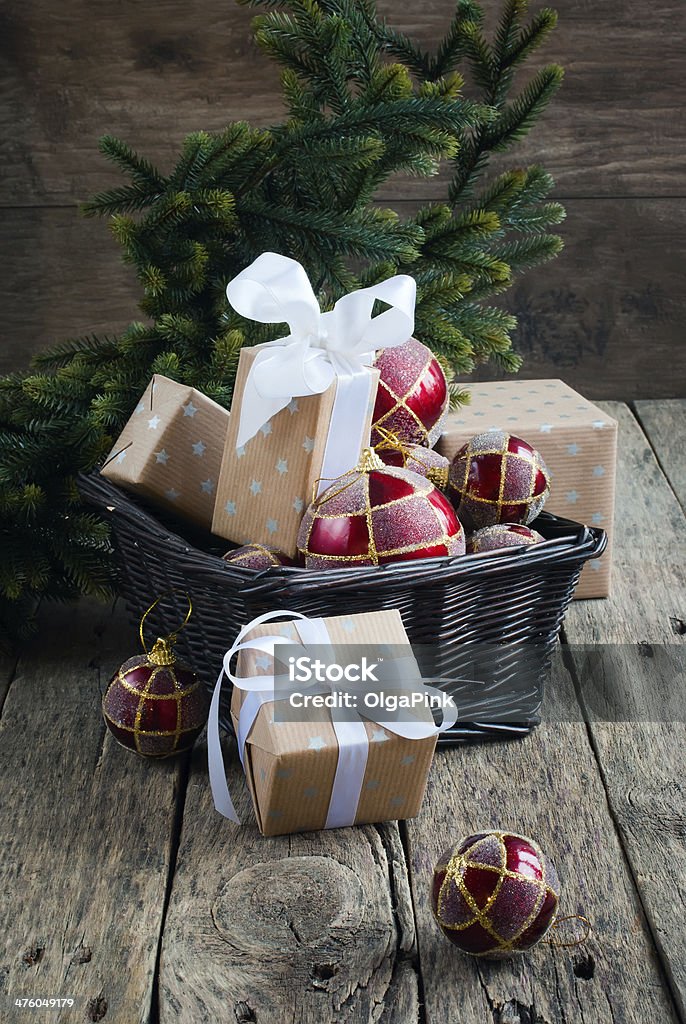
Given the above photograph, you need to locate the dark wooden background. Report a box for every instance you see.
[1,0,684,398]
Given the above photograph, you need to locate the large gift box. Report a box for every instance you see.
[211,253,416,557]
[208,609,454,837]
[101,375,230,530]
[437,379,617,598]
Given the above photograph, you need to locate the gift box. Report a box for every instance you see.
[208,609,452,837]
[101,375,230,530]
[212,345,379,556]
[211,252,416,557]
[437,379,616,598]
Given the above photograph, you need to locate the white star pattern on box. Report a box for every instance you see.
[390,796,404,807]
[135,401,145,415]
[183,402,198,417]
[250,480,262,495]
[287,399,299,414]
[255,654,272,670]
[473,411,484,417]
[259,767,267,781]
[260,421,272,437]
[225,501,236,516]
[487,425,501,432]
[116,450,127,464]
[591,512,605,524]
[365,779,380,790]
[192,440,206,457]
[276,458,288,476]
[266,518,278,535]
[539,423,553,433]
[200,479,214,494]
[593,465,606,477]
[303,786,318,798]
[371,728,389,742]
[268,810,283,820]
[293,497,304,514]
[400,755,415,766]
[592,420,607,430]
[148,415,161,430]
[236,445,246,458]
[166,488,181,501]
[302,436,315,454]
[342,619,356,633]
[155,449,169,464]
[308,736,326,750]
[590,560,602,571]
[566,490,579,504]
[276,768,292,779]
[567,443,580,456]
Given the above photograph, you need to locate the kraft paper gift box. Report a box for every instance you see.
[436,379,617,598]
[209,609,445,837]
[101,375,230,530]
[212,345,379,557]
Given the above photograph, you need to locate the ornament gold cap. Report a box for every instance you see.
[358,447,384,472]
[148,636,177,666]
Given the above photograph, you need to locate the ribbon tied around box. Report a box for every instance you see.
[226,253,416,493]
[208,610,457,829]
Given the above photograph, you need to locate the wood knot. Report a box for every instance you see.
[212,856,364,951]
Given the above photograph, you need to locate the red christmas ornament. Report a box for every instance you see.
[467,523,544,554]
[297,449,465,569]
[372,338,448,448]
[432,831,560,959]
[374,428,449,490]
[223,543,294,569]
[448,431,550,531]
[102,596,209,758]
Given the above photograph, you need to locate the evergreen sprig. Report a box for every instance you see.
[0,0,564,646]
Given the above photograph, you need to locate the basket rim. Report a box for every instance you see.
[78,470,607,594]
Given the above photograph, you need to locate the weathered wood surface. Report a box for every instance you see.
[1,0,684,395]
[634,400,686,510]
[3,198,685,401]
[1,0,683,204]
[158,739,419,1022]
[0,602,183,1024]
[1,409,685,1023]
[563,402,686,1019]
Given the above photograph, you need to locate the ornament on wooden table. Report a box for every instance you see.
[374,427,449,491]
[431,831,561,958]
[102,594,209,758]
[297,448,465,569]
[448,431,550,531]
[467,523,544,554]
[371,338,449,448]
[222,544,294,569]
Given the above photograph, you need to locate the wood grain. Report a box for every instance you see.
[2,199,683,399]
[0,601,183,1024]
[1,0,683,205]
[634,400,686,510]
[404,648,678,1024]
[564,402,686,1017]
[158,738,419,1022]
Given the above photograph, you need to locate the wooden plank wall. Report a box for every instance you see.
[1,0,684,398]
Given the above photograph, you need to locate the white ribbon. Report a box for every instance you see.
[208,610,458,829]
[226,253,416,492]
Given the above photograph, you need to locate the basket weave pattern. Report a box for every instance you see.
[79,472,606,744]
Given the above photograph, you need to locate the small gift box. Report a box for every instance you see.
[208,609,455,836]
[211,253,416,556]
[437,379,617,598]
[101,375,230,530]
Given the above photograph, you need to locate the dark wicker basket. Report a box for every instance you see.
[79,471,606,744]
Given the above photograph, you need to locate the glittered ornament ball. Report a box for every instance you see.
[103,603,210,758]
[432,831,560,958]
[448,431,550,531]
[374,429,449,491]
[223,543,294,569]
[372,337,448,448]
[467,523,544,554]
[297,449,465,568]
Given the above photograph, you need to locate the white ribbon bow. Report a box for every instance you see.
[226,253,416,462]
[208,610,458,830]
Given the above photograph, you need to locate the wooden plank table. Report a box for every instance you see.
[1,399,683,1024]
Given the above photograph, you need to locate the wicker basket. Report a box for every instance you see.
[79,471,606,744]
